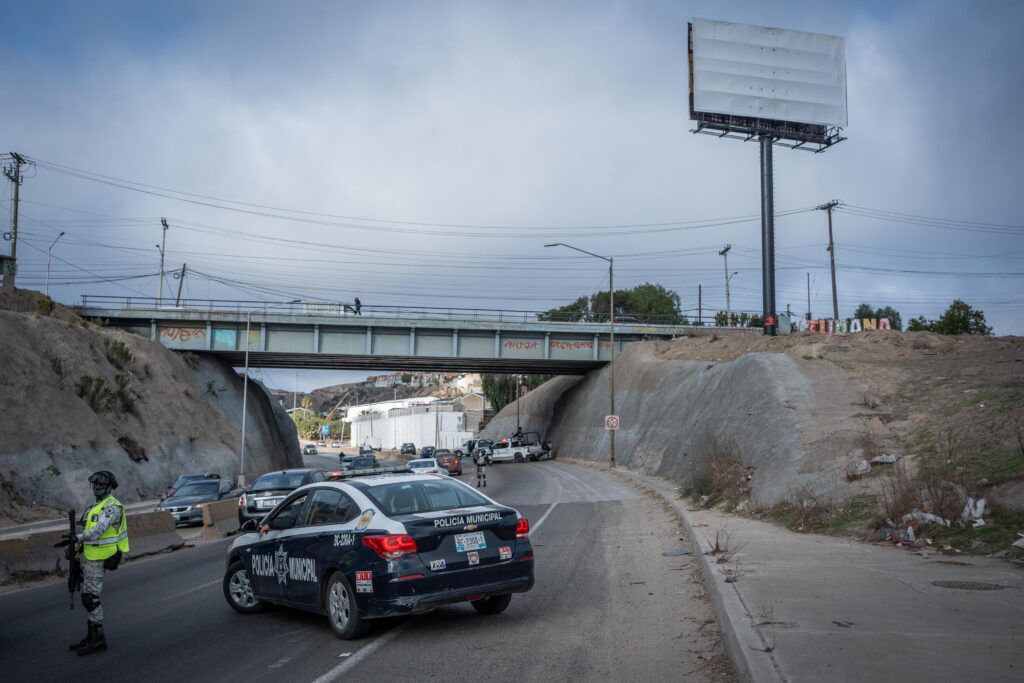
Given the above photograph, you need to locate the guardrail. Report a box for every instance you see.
[77,295,754,329]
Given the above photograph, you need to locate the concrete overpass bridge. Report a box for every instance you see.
[77,296,737,374]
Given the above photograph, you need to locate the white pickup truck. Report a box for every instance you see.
[489,432,544,463]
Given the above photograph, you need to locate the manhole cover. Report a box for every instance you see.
[932,580,1005,591]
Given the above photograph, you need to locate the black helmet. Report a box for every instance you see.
[88,471,118,498]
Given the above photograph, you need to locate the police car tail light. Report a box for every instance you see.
[362,534,418,559]
[516,518,530,538]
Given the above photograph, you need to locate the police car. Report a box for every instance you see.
[222,473,535,639]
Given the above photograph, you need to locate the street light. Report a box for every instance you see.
[45,231,65,297]
[545,242,616,468]
[240,299,300,486]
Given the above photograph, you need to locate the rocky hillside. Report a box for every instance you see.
[486,330,1024,551]
[0,290,301,525]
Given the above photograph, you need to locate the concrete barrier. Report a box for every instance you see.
[200,499,241,540]
[0,510,184,584]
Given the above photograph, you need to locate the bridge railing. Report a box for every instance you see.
[77,295,701,327]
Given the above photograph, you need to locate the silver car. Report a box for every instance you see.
[158,479,242,525]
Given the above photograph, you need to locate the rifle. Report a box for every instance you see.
[65,509,82,609]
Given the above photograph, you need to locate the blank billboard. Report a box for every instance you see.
[690,19,847,129]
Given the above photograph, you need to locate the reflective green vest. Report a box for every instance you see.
[83,495,130,561]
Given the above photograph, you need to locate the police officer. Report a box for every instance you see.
[474,446,488,488]
[63,471,130,655]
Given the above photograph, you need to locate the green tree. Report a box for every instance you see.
[540,283,684,324]
[481,373,554,414]
[907,315,931,332]
[538,296,591,322]
[852,303,903,331]
[932,299,992,335]
[876,306,903,332]
[853,303,875,320]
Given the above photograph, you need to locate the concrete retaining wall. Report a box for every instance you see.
[200,499,240,540]
[0,510,184,583]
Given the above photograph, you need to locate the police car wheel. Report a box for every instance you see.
[471,593,512,615]
[224,561,265,613]
[325,572,370,639]
[514,452,525,463]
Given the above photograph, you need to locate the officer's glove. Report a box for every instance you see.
[54,533,76,548]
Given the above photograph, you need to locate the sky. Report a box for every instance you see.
[3,0,1023,391]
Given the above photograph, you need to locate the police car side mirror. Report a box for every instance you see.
[240,519,259,533]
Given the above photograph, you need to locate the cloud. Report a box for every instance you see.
[2,0,1022,336]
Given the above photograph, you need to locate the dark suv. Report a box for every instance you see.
[400,442,417,456]
[238,468,326,525]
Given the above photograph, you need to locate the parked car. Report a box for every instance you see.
[400,442,417,456]
[406,458,449,476]
[420,445,435,457]
[159,479,241,525]
[339,455,359,470]
[359,444,375,456]
[331,441,341,448]
[302,444,318,456]
[163,472,221,500]
[434,449,462,476]
[317,440,327,447]
[238,468,327,525]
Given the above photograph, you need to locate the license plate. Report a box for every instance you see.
[455,532,486,552]
[257,498,281,509]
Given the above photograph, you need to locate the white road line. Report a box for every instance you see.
[159,579,220,601]
[309,618,416,683]
[530,477,562,533]
[310,470,559,682]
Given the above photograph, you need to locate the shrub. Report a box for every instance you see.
[104,339,133,368]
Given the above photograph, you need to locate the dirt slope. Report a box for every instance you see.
[486,330,1024,520]
[0,291,301,524]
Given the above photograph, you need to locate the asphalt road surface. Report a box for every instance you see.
[1,461,730,682]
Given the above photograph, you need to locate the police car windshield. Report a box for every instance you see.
[252,472,306,491]
[362,479,491,516]
[173,481,219,497]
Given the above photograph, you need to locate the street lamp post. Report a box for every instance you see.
[545,242,616,468]
[45,231,65,297]
[240,299,299,486]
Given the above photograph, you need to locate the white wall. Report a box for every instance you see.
[351,409,472,450]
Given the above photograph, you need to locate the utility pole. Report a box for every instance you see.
[698,284,702,326]
[817,200,841,320]
[718,245,732,326]
[806,272,811,321]
[2,153,32,290]
[174,263,187,306]
[157,218,169,305]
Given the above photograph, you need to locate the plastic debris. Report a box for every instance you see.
[856,460,872,475]
[901,511,952,528]
[833,620,854,628]
[870,454,900,464]
[662,550,691,557]
[1012,535,1024,550]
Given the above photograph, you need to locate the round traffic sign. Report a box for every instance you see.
[604,415,620,430]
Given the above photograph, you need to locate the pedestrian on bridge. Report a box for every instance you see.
[354,297,362,315]
[57,471,130,656]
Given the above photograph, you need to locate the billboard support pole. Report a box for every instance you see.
[759,135,776,336]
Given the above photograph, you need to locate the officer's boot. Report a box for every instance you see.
[77,624,106,655]
[69,621,93,651]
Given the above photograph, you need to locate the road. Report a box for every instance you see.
[1,461,730,682]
